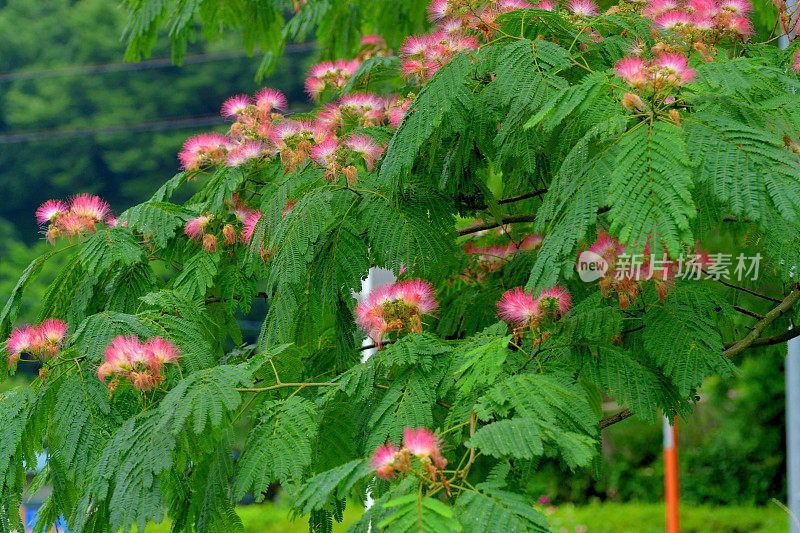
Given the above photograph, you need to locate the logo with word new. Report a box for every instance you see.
[576,251,608,282]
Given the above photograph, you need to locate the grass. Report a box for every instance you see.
[140,500,790,533]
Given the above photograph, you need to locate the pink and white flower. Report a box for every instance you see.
[241,210,262,244]
[793,50,800,74]
[497,287,541,327]
[221,94,252,118]
[254,88,288,114]
[70,194,110,222]
[185,215,212,241]
[654,10,692,29]
[178,133,232,170]
[225,140,266,167]
[35,200,68,225]
[371,444,400,480]
[536,285,573,318]
[615,57,650,88]
[403,428,446,468]
[567,0,600,16]
[653,53,696,85]
[344,135,385,171]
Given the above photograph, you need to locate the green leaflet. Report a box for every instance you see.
[608,121,695,255]
[234,397,320,501]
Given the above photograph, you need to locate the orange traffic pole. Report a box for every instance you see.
[664,416,680,533]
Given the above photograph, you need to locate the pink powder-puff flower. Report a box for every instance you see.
[394,279,439,314]
[70,194,109,222]
[588,229,625,261]
[7,325,35,358]
[400,34,433,57]
[226,140,265,167]
[185,215,211,241]
[178,133,232,170]
[536,285,573,318]
[724,15,753,37]
[793,50,800,74]
[344,135,384,171]
[403,428,444,464]
[38,319,67,346]
[499,0,537,10]
[535,0,557,9]
[311,137,340,168]
[653,53,696,85]
[104,335,141,368]
[720,0,751,12]
[254,88,288,114]
[497,288,541,327]
[269,121,302,149]
[241,210,262,244]
[228,196,251,223]
[615,57,650,87]
[692,14,717,30]
[689,0,720,17]
[654,9,692,29]
[437,18,464,34]
[35,200,68,225]
[428,0,451,20]
[568,0,600,16]
[371,444,400,480]
[304,77,327,101]
[144,337,180,369]
[355,284,396,331]
[221,94,252,118]
[643,0,680,17]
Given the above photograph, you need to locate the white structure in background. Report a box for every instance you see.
[357,267,397,532]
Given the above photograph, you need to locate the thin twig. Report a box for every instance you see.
[236,382,336,392]
[497,189,549,205]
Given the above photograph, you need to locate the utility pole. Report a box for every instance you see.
[663,416,680,533]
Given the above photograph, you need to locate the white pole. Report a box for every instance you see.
[359,267,397,531]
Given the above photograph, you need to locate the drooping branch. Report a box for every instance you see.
[723,287,800,357]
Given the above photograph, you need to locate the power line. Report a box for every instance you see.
[0,115,226,144]
[0,42,315,83]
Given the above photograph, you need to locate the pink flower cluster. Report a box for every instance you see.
[97,335,180,392]
[577,230,702,308]
[794,50,800,74]
[463,233,543,279]
[304,36,390,101]
[178,86,390,184]
[183,195,293,259]
[36,194,112,244]
[5,319,68,368]
[401,0,605,83]
[615,54,696,93]
[643,0,753,40]
[355,279,439,347]
[371,427,448,483]
[497,285,573,327]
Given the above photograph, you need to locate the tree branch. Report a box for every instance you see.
[600,408,633,429]
[723,287,800,357]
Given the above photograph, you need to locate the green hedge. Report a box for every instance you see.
[143,502,787,533]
